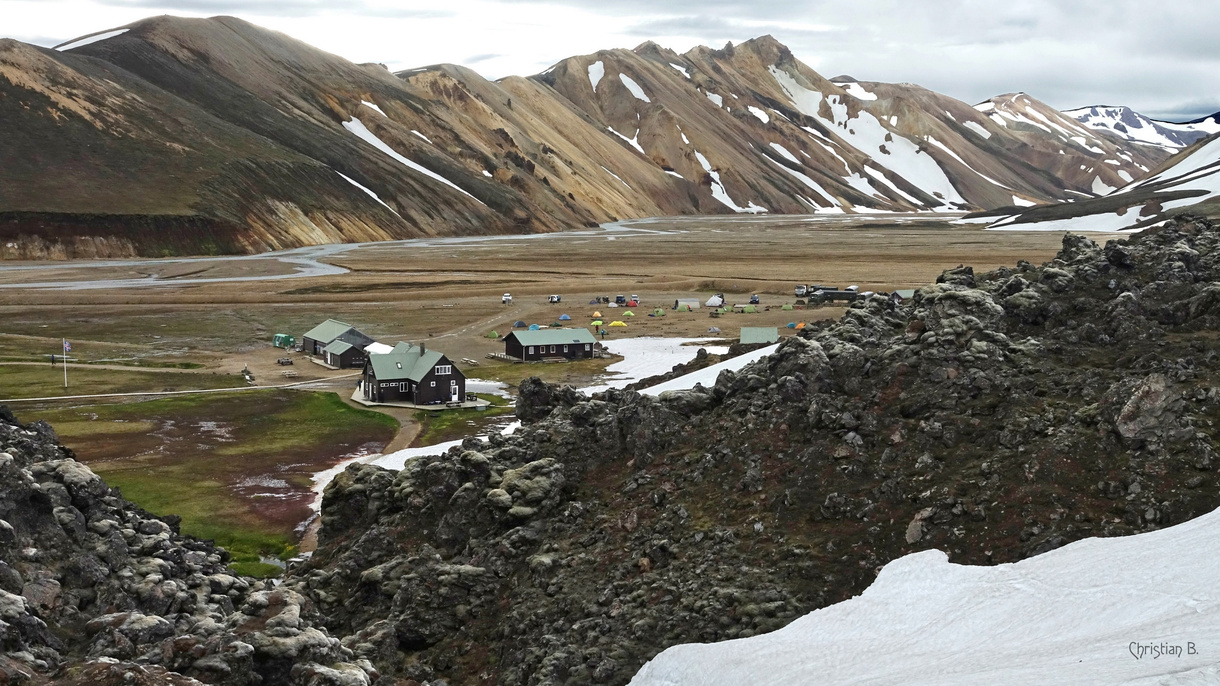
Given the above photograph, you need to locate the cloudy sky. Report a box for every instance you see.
[5,0,1218,121]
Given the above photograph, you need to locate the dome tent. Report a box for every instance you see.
[528,324,541,330]
[486,330,500,338]
[513,320,527,328]
[609,320,627,327]
[622,311,635,317]
[559,314,571,321]
[593,311,602,318]
[591,320,603,326]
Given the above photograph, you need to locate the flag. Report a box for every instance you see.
[63,339,71,353]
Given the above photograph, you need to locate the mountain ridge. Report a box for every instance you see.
[0,18,1186,258]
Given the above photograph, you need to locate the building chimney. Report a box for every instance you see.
[419,343,425,354]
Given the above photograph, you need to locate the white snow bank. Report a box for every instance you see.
[343,117,483,205]
[588,60,604,91]
[632,504,1220,686]
[56,29,128,51]
[705,92,724,107]
[694,150,767,213]
[962,121,992,139]
[607,126,646,155]
[640,343,779,396]
[747,106,770,124]
[336,172,398,215]
[582,338,729,395]
[668,63,690,78]
[619,73,651,102]
[411,130,432,144]
[839,81,877,101]
[988,205,1143,233]
[601,165,631,189]
[1011,195,1036,207]
[361,100,386,117]
[1092,175,1116,196]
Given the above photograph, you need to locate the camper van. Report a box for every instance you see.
[794,284,808,297]
[548,295,562,303]
[502,293,512,304]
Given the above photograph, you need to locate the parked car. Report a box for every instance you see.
[548,295,562,303]
[502,293,512,304]
[749,294,760,304]
[794,285,807,297]
[615,295,627,305]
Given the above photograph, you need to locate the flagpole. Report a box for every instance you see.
[63,338,68,388]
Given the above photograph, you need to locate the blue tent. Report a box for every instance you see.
[528,324,541,330]
[513,320,527,328]
[787,322,797,329]
[559,313,571,321]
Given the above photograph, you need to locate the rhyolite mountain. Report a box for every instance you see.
[0,16,1181,258]
[1065,105,1220,152]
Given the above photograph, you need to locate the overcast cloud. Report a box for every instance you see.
[5,0,1217,120]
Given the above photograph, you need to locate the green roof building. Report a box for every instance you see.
[362,342,464,406]
[504,328,597,362]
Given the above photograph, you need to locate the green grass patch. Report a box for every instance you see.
[22,390,397,576]
[413,402,515,446]
[229,562,284,578]
[0,365,243,399]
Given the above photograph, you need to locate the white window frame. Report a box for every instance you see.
[563,345,568,353]
[550,345,556,353]
[528,346,535,355]
[430,381,436,387]
[435,365,452,375]
[585,344,591,351]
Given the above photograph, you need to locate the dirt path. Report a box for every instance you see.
[337,394,422,452]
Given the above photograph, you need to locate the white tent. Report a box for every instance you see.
[705,295,724,307]
[364,342,394,355]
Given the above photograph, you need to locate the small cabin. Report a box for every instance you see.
[504,329,597,362]
[363,342,465,405]
[302,319,375,359]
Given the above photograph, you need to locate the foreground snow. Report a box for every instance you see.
[582,337,729,394]
[631,507,1220,686]
[641,343,780,396]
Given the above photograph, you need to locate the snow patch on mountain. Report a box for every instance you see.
[668,63,690,79]
[56,28,129,51]
[336,172,398,215]
[1092,176,1116,196]
[607,126,646,155]
[763,156,841,208]
[601,165,630,189]
[343,117,484,205]
[748,106,770,124]
[771,66,966,209]
[588,60,604,91]
[768,142,800,164]
[705,92,724,107]
[839,81,876,101]
[694,150,767,213]
[411,130,432,144]
[962,121,991,139]
[631,503,1220,685]
[361,100,387,117]
[619,73,650,103]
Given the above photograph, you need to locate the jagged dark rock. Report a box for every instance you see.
[0,411,374,685]
[297,216,1220,685]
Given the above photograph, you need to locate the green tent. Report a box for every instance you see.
[743,305,758,313]
[622,310,635,317]
[676,304,691,312]
[781,304,794,311]
[652,308,666,316]
[486,331,499,338]
[591,320,603,326]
